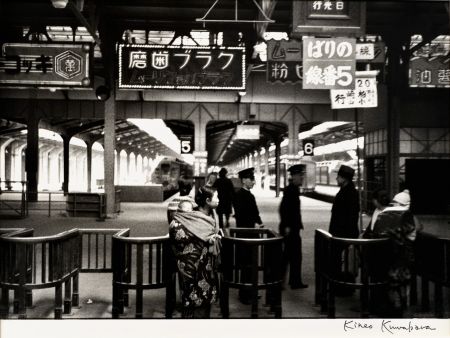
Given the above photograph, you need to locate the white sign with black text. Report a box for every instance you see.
[330,77,378,109]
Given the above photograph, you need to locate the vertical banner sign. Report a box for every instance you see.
[193,151,208,177]
[118,44,245,90]
[331,77,378,109]
[180,135,193,154]
[303,139,315,156]
[302,37,356,89]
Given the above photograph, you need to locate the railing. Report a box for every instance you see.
[0,228,129,319]
[0,229,80,319]
[111,232,176,319]
[0,181,27,218]
[314,229,391,318]
[220,228,283,318]
[414,232,450,318]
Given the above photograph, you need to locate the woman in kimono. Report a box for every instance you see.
[169,185,221,318]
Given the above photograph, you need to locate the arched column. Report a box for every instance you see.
[0,138,14,181]
[85,140,93,192]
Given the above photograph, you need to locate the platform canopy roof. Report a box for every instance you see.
[0,1,449,164]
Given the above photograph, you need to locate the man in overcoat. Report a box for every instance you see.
[234,167,263,228]
[329,165,360,238]
[279,164,308,289]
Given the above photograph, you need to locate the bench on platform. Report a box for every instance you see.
[220,228,283,318]
[111,231,176,319]
[314,229,391,318]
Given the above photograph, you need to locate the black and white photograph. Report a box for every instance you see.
[0,1,449,337]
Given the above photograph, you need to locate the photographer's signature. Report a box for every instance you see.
[343,319,437,334]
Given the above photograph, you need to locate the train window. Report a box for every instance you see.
[161,163,170,174]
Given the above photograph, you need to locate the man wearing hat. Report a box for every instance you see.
[329,164,360,238]
[279,164,308,289]
[233,167,263,228]
[233,167,263,304]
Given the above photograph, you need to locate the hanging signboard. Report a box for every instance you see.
[0,43,92,88]
[118,44,245,90]
[236,125,260,140]
[180,135,193,154]
[292,1,366,37]
[330,75,378,109]
[302,37,356,90]
[409,56,450,88]
[193,151,208,177]
[266,39,383,84]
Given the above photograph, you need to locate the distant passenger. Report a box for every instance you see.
[328,165,360,238]
[366,189,417,317]
[205,172,218,189]
[233,167,263,228]
[215,168,235,228]
[169,185,221,318]
[279,164,308,289]
[178,175,193,196]
[362,189,390,238]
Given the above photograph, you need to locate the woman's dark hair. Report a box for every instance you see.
[373,189,390,207]
[195,185,215,208]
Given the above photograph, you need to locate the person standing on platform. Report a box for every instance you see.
[215,168,235,228]
[169,186,222,318]
[329,165,360,238]
[178,175,193,196]
[233,167,263,304]
[205,172,218,189]
[279,164,308,289]
[233,167,263,228]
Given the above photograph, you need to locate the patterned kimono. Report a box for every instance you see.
[169,211,219,315]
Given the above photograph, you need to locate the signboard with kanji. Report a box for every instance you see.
[118,44,245,90]
[292,1,366,36]
[193,151,208,177]
[409,56,450,88]
[302,37,356,90]
[0,43,92,87]
[331,76,378,109]
[236,125,260,140]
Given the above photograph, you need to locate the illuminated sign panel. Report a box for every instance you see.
[0,43,92,87]
[236,125,260,140]
[292,1,366,36]
[118,44,245,90]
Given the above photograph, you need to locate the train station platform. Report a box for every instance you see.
[1,189,448,320]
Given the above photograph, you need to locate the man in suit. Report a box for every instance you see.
[234,167,263,228]
[279,164,308,289]
[329,165,360,238]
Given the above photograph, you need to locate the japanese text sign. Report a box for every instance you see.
[409,56,450,88]
[236,125,260,140]
[118,45,245,90]
[0,43,92,88]
[302,37,356,89]
[331,77,378,109]
[292,1,365,36]
[193,151,208,177]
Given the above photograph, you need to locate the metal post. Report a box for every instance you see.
[355,109,363,232]
[48,192,51,217]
